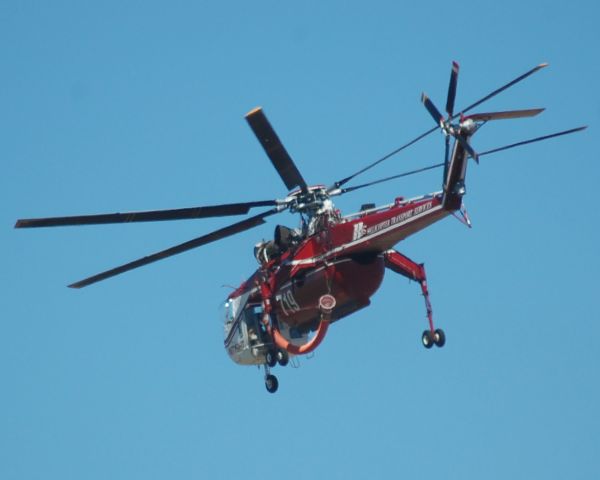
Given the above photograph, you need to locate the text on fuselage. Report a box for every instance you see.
[352,201,433,241]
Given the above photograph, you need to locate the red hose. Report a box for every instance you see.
[267,318,330,355]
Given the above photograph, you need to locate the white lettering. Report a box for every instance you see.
[352,222,366,241]
[277,290,301,317]
[355,201,434,241]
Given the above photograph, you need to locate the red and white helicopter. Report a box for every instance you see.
[16,62,585,392]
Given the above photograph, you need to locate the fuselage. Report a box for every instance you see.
[223,190,451,365]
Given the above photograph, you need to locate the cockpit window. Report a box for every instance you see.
[220,292,251,329]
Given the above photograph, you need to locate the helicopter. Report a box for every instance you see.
[15,62,586,393]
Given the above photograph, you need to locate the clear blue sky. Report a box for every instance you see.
[2,1,599,479]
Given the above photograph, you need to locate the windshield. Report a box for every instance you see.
[219,292,251,336]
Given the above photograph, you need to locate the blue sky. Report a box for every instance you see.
[2,1,599,479]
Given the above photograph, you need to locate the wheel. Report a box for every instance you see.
[434,328,446,348]
[265,374,279,393]
[422,330,434,349]
[277,349,289,367]
[265,350,277,368]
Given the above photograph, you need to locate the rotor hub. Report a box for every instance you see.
[287,185,330,215]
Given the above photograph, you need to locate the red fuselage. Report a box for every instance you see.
[228,191,448,331]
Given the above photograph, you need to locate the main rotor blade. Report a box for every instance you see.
[446,61,459,118]
[421,91,479,162]
[339,126,586,195]
[15,200,279,229]
[339,163,445,194]
[443,135,450,179]
[478,126,587,157]
[331,125,438,190]
[245,107,308,193]
[455,135,479,163]
[333,62,549,190]
[444,62,459,176]
[421,93,444,126]
[68,208,280,288]
[464,108,545,122]
[459,63,548,116]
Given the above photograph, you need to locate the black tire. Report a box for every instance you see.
[434,328,446,348]
[265,374,279,393]
[265,350,277,368]
[277,349,289,367]
[422,330,434,349]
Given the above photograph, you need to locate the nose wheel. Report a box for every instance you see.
[263,349,288,394]
[265,372,279,393]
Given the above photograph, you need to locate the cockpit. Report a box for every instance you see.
[221,293,271,366]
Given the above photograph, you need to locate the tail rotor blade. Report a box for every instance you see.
[446,61,459,118]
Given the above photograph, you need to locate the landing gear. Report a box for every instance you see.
[383,251,446,351]
[422,328,445,349]
[262,349,288,393]
[416,266,446,349]
[258,271,336,392]
[265,373,279,393]
[422,330,434,349]
[265,349,277,368]
[277,349,289,367]
[266,348,289,368]
[433,328,446,347]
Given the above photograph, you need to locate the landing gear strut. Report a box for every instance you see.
[384,250,446,349]
[419,277,445,349]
